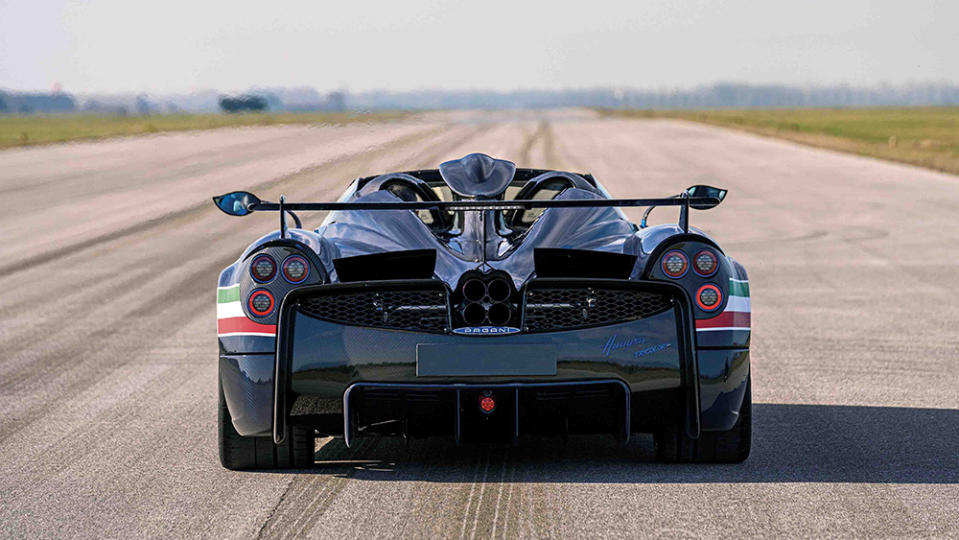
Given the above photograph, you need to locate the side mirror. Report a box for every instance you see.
[685,185,727,210]
[212,191,260,216]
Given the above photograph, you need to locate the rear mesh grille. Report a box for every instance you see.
[296,286,448,333]
[524,286,673,332]
[293,281,672,334]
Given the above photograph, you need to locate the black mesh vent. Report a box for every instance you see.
[524,286,673,332]
[296,287,448,333]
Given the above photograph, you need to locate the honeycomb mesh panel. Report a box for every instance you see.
[296,286,448,333]
[524,286,673,332]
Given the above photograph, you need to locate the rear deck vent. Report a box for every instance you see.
[534,248,637,279]
[333,249,437,282]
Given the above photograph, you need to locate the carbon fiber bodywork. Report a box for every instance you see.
[215,154,751,452]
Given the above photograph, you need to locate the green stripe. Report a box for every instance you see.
[729,280,750,297]
[217,285,240,303]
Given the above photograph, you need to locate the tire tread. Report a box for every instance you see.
[654,375,751,464]
[218,382,314,470]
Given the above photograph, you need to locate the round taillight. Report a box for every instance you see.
[693,249,718,277]
[248,289,275,317]
[696,284,722,311]
[250,255,276,283]
[661,250,688,278]
[282,255,309,283]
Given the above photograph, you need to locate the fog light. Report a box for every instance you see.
[479,393,496,414]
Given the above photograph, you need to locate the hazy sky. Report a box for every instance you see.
[1,0,957,94]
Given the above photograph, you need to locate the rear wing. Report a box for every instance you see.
[212,184,726,237]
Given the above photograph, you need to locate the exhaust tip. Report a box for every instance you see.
[487,278,511,301]
[463,303,487,325]
[487,302,511,325]
[463,279,487,301]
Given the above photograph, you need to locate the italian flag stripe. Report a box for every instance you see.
[724,295,750,312]
[729,279,749,297]
[216,284,276,337]
[217,284,240,303]
[216,301,245,319]
[696,311,750,329]
[217,317,276,335]
[696,278,750,332]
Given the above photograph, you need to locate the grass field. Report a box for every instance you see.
[601,107,959,176]
[0,111,408,149]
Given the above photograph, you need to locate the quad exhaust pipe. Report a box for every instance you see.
[459,277,513,325]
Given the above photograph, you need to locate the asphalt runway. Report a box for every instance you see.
[0,111,957,538]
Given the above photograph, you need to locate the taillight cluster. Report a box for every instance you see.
[659,246,723,312]
[246,252,312,318]
[250,254,310,285]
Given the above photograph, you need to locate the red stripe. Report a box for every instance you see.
[217,317,276,335]
[696,311,751,329]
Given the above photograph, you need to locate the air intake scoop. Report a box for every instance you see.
[439,153,516,199]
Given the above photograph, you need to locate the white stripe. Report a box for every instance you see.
[216,301,245,319]
[217,283,240,291]
[696,327,750,332]
[724,296,750,312]
[729,278,748,283]
[217,332,276,337]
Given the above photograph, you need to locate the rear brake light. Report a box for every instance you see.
[661,250,688,278]
[479,392,496,413]
[696,284,722,311]
[248,289,275,317]
[693,249,718,276]
[282,255,309,283]
[250,255,276,283]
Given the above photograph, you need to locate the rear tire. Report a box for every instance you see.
[654,374,751,463]
[218,381,314,470]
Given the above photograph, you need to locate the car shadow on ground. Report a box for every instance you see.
[297,403,958,484]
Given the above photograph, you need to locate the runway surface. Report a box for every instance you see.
[0,110,956,538]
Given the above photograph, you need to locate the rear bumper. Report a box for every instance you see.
[343,380,630,447]
[271,279,703,444]
[219,347,748,439]
[287,308,687,395]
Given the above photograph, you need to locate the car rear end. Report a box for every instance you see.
[217,235,749,467]
[275,276,700,447]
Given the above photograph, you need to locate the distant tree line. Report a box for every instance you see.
[4,83,959,115]
[218,94,268,113]
[347,83,959,110]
